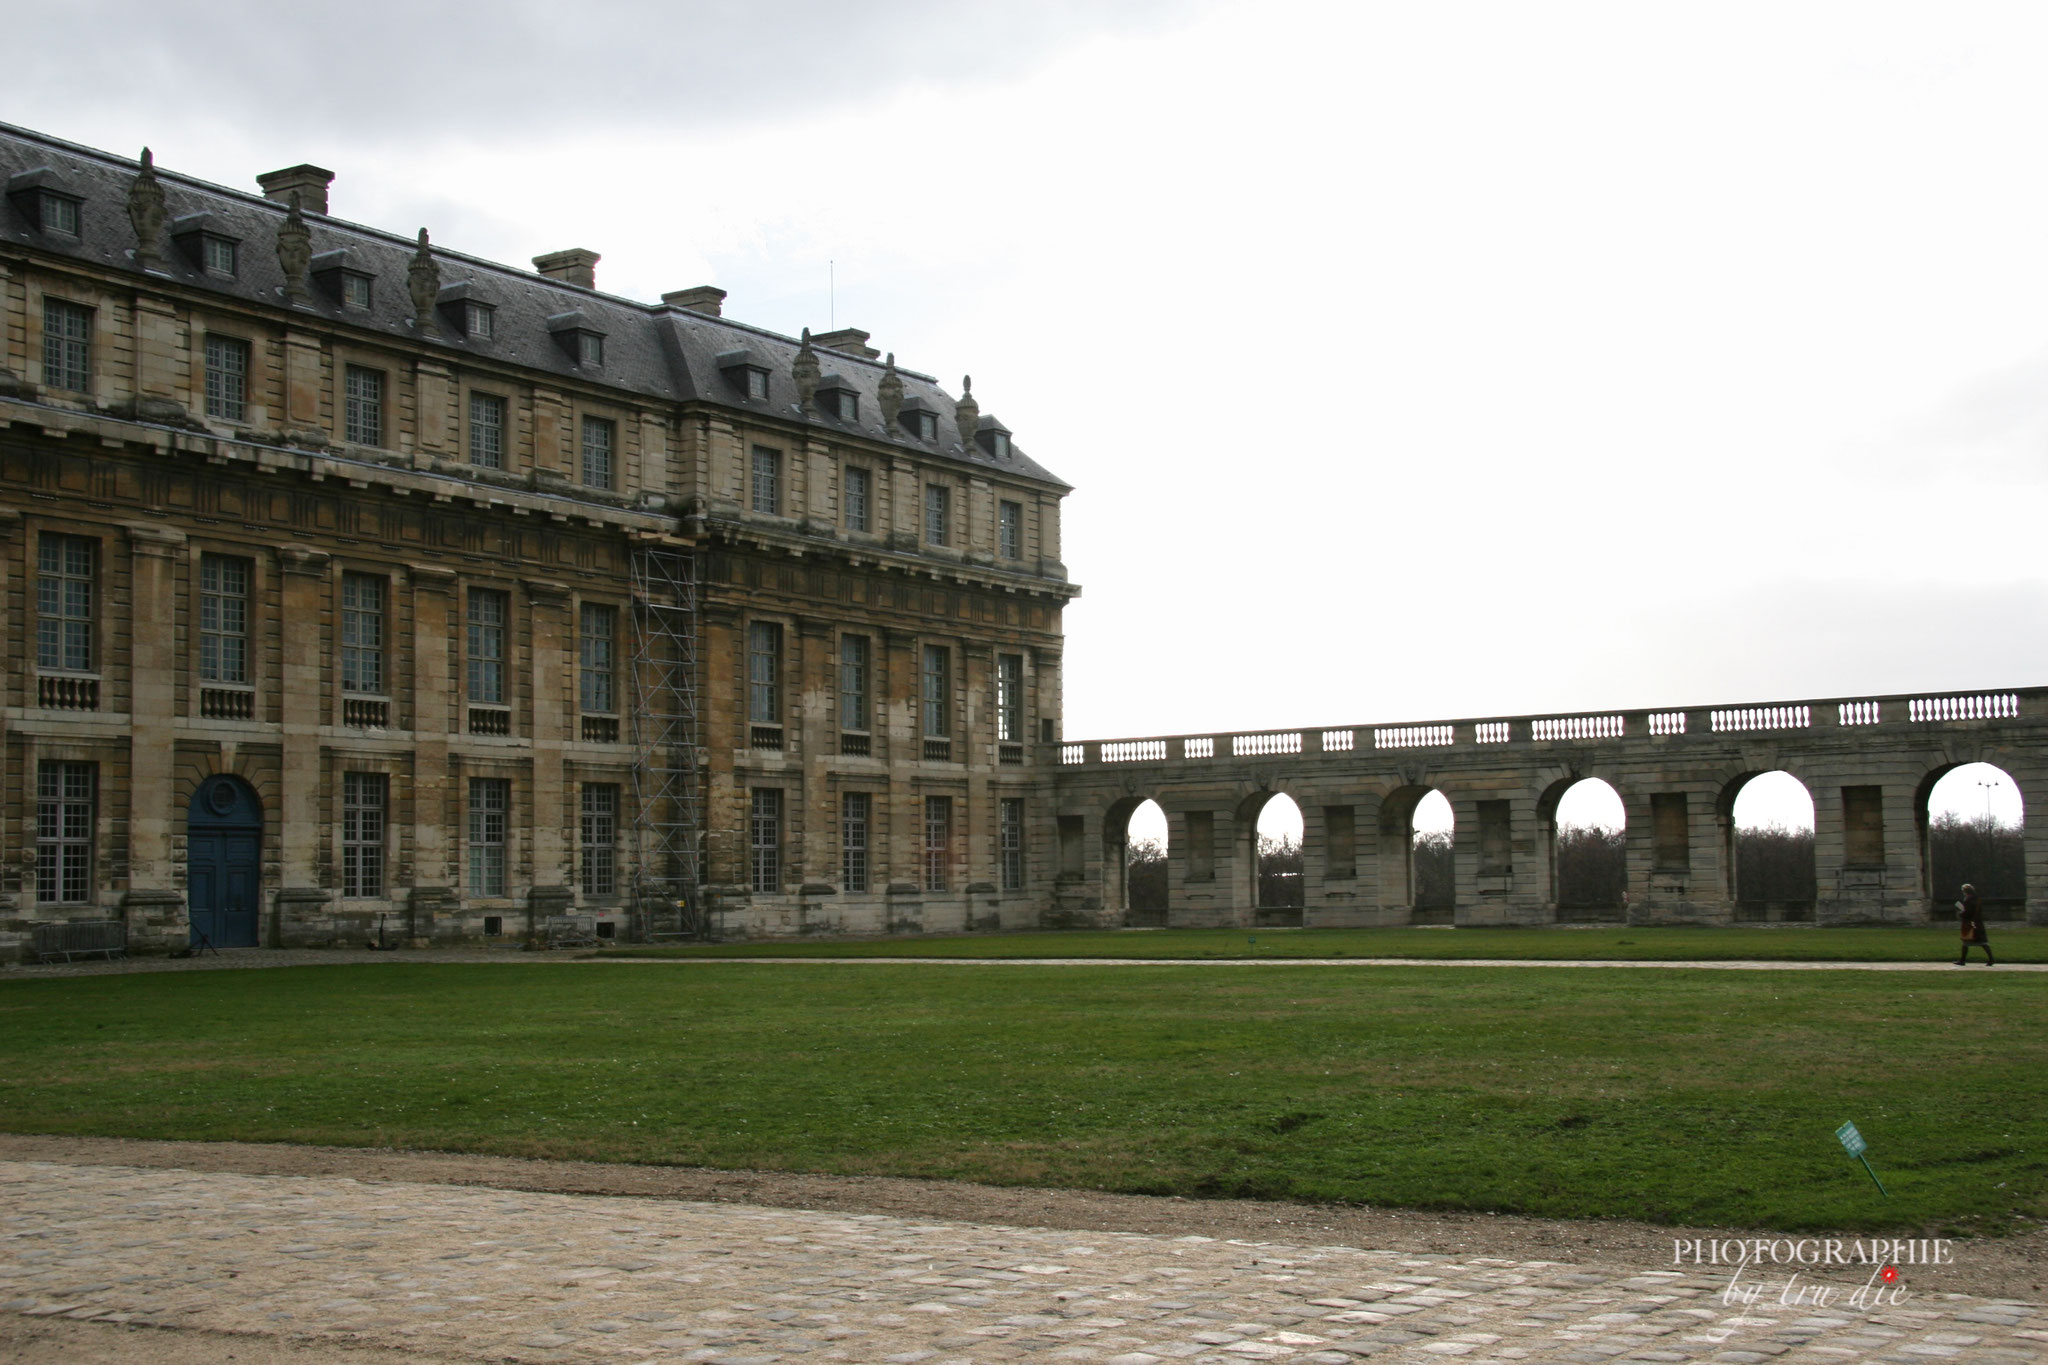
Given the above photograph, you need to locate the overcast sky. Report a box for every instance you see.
[12,2,2047,802]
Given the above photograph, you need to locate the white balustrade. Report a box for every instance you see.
[1474,722,1511,743]
[1908,694,2018,722]
[1101,740,1168,763]
[1061,743,1086,765]
[1710,706,1810,733]
[1232,731,1302,756]
[1530,715,1624,741]
[1648,712,1686,735]
[1321,729,1356,751]
[1838,701,1882,726]
[1184,736,1215,759]
[1375,725,1454,749]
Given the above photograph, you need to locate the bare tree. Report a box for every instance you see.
[1126,836,1168,920]
[1556,823,1626,906]
[1413,829,1453,909]
[1736,823,1816,903]
[1928,812,2025,904]
[1258,833,1303,910]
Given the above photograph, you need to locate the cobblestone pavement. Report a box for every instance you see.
[2,1161,2040,1364]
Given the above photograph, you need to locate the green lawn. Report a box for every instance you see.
[2,962,2041,1235]
[596,923,2045,962]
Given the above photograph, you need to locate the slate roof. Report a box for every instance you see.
[0,122,1068,491]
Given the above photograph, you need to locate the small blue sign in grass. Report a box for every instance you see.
[1837,1120,1888,1197]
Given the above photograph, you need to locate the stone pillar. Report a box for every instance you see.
[407,564,457,907]
[881,627,920,890]
[797,616,836,883]
[525,579,572,903]
[414,359,453,463]
[127,293,191,423]
[276,547,331,902]
[122,525,187,924]
[0,511,16,913]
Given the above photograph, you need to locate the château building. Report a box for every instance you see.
[0,122,1078,954]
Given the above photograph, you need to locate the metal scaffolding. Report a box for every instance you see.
[629,543,705,939]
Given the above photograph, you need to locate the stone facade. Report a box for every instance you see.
[0,123,1076,955]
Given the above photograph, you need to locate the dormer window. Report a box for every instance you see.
[172,214,242,277]
[898,396,939,442]
[548,310,608,367]
[975,415,1013,460]
[438,281,498,340]
[717,349,771,401]
[8,168,82,237]
[312,248,374,310]
[815,374,859,422]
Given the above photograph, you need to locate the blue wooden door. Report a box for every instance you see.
[188,777,263,948]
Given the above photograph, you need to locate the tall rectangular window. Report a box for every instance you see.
[199,554,250,684]
[467,589,508,705]
[842,791,870,893]
[1000,798,1026,892]
[579,601,616,714]
[35,762,95,904]
[342,771,386,898]
[747,621,782,726]
[750,788,782,893]
[581,784,618,897]
[580,415,614,488]
[751,447,781,515]
[42,299,92,393]
[997,653,1023,743]
[999,500,1023,560]
[340,572,384,694]
[839,634,869,731]
[469,778,509,897]
[203,335,249,423]
[36,534,94,672]
[923,795,952,893]
[921,644,950,737]
[844,466,871,532]
[343,364,383,446]
[925,484,950,545]
[469,392,505,469]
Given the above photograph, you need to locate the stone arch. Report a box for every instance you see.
[1916,758,2027,916]
[1535,773,1628,918]
[1101,793,1166,922]
[1717,768,1817,919]
[1236,786,1305,924]
[1377,782,1454,921]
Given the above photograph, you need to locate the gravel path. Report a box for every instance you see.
[2,1151,2042,1365]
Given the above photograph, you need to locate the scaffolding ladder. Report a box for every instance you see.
[629,543,706,939]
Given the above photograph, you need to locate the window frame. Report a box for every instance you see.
[579,414,615,489]
[341,273,373,310]
[41,297,93,394]
[465,301,495,339]
[923,794,952,893]
[750,446,781,516]
[750,787,782,894]
[341,770,388,899]
[468,777,510,898]
[999,500,1023,560]
[203,334,250,424]
[924,483,950,546]
[342,363,384,447]
[842,790,871,893]
[921,643,951,738]
[468,391,507,469]
[202,235,238,276]
[844,465,871,533]
[839,633,870,733]
[997,653,1024,743]
[39,193,81,236]
[747,621,783,728]
[1000,797,1026,892]
[579,600,617,715]
[198,553,252,685]
[340,572,385,695]
[581,783,619,897]
[466,587,510,706]
[36,532,95,674]
[35,761,95,905]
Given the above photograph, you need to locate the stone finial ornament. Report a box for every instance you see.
[792,327,822,412]
[126,147,166,270]
[407,228,440,328]
[877,352,904,428]
[954,374,979,445]
[275,192,311,303]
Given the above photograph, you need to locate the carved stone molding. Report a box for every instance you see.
[277,545,332,576]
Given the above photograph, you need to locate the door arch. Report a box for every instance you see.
[187,774,263,948]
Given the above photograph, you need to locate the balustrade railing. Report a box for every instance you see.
[1058,687,2036,769]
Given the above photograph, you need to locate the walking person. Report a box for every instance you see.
[1955,882,1994,966]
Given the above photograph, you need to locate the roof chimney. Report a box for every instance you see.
[533,248,600,290]
[662,285,726,316]
[812,327,879,359]
[256,164,335,216]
